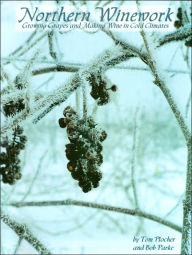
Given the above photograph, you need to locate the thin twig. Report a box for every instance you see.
[4,30,38,65]
[185,92,191,118]
[32,65,78,75]
[13,237,22,255]
[82,82,87,121]
[21,151,48,202]
[75,88,80,114]
[2,58,189,74]
[48,31,57,60]
[131,107,139,209]
[8,199,182,233]
[165,194,184,218]
[17,32,48,58]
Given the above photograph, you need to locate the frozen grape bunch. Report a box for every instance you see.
[58,106,107,193]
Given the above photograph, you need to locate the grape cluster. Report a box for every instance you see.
[87,73,117,106]
[0,77,27,185]
[58,106,107,193]
[174,7,192,47]
[3,99,25,117]
[0,126,26,184]
[174,8,183,29]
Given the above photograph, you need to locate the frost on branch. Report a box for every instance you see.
[174,7,192,47]
[58,106,107,193]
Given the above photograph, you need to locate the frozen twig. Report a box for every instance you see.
[4,30,38,65]
[131,107,139,209]
[181,144,192,254]
[13,237,22,255]
[21,151,48,202]
[8,199,182,233]
[82,83,87,121]
[17,32,48,59]
[1,212,51,254]
[30,64,190,76]
[158,24,192,47]
[165,194,184,218]
[185,93,191,118]
[136,0,191,144]
[32,65,78,75]
[1,66,15,92]
[48,31,57,60]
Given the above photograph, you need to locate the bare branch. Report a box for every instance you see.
[8,199,182,233]
[48,31,57,60]
[1,212,51,254]
[181,145,192,254]
[13,237,22,255]
[131,107,139,209]
[32,65,78,75]
[136,2,191,252]
[21,151,48,202]
[136,1,191,144]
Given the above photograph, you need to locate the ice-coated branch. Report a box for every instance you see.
[1,45,131,134]
[135,4,191,252]
[131,108,139,209]
[1,212,51,254]
[17,32,48,59]
[1,66,15,92]
[181,145,192,255]
[4,30,38,65]
[156,81,191,143]
[8,30,37,57]
[8,199,182,233]
[136,2,191,144]
[13,237,22,255]
[48,31,57,60]
[31,64,189,76]
[32,65,78,75]
[158,24,192,46]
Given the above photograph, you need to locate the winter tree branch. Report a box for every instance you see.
[1,45,135,134]
[158,24,192,46]
[136,2,191,253]
[181,144,192,254]
[7,199,182,233]
[131,107,139,209]
[1,212,51,254]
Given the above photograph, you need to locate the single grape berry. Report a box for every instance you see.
[58,118,66,128]
[174,7,183,29]
[185,39,192,47]
[110,85,117,92]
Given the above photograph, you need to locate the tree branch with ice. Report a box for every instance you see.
[6,199,182,233]
[1,212,51,254]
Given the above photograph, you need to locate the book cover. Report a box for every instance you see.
[1,0,191,254]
